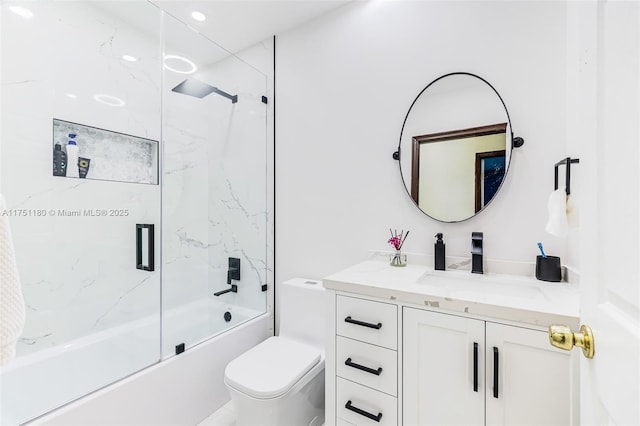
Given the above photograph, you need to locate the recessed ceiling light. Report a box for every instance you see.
[122,55,138,62]
[65,93,77,99]
[9,5,34,19]
[191,11,206,22]
[163,55,197,74]
[93,94,125,107]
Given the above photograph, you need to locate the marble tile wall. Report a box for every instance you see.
[1,2,272,423]
[2,1,271,361]
[161,16,269,354]
[1,1,163,356]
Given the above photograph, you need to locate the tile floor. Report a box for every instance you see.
[197,401,235,426]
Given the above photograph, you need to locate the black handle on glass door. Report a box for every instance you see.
[136,224,154,271]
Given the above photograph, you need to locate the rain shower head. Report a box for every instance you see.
[171,78,238,103]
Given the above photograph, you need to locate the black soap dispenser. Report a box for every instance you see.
[434,233,445,271]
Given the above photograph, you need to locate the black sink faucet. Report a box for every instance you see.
[471,232,483,274]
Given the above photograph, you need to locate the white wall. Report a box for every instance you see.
[419,133,506,221]
[276,1,571,282]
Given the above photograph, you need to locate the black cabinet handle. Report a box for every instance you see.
[473,342,478,392]
[344,316,382,329]
[493,346,499,399]
[136,224,154,271]
[345,400,382,422]
[345,357,383,376]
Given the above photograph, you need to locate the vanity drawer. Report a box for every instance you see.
[336,336,397,396]
[336,295,397,349]
[337,377,397,426]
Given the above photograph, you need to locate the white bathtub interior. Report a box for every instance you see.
[161,300,263,358]
[28,313,272,426]
[1,301,264,425]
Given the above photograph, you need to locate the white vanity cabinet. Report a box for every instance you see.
[403,307,576,426]
[323,260,580,426]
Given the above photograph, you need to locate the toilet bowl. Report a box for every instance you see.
[224,278,325,426]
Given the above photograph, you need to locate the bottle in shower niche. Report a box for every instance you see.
[53,141,67,176]
[65,133,79,178]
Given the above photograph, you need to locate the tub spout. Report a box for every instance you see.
[214,284,238,296]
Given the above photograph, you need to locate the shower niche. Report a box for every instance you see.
[52,119,159,184]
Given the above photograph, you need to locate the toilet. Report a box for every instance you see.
[224,278,325,426]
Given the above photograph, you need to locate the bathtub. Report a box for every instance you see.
[0,301,272,426]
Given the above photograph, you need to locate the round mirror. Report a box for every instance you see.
[396,72,523,222]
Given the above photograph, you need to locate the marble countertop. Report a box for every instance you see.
[323,259,580,328]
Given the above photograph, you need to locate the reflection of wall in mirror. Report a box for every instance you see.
[418,133,506,221]
[399,75,513,215]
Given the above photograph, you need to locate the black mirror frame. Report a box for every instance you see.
[393,72,524,222]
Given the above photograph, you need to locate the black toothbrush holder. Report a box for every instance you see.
[535,255,562,282]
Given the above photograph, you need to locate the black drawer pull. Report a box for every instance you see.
[344,316,382,329]
[493,346,499,399]
[473,342,478,392]
[345,400,382,422]
[345,357,383,376]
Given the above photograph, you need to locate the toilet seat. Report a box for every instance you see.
[224,336,321,399]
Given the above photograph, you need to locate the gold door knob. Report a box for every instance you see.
[548,324,595,359]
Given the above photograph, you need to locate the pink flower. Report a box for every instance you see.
[388,229,409,250]
[388,236,402,250]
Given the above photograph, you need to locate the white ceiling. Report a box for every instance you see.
[150,0,352,53]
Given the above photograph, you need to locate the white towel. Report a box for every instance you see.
[566,193,579,228]
[0,194,25,366]
[545,186,569,237]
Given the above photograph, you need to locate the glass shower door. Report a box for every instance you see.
[0,2,162,424]
[161,14,268,357]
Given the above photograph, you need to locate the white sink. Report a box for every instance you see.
[416,270,548,301]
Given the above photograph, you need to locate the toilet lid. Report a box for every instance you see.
[225,336,321,399]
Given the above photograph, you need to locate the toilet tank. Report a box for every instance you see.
[278,278,326,349]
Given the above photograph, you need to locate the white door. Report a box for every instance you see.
[403,308,484,426]
[568,1,640,425]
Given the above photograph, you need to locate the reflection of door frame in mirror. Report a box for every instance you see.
[395,71,525,223]
[475,149,506,213]
[410,123,507,204]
